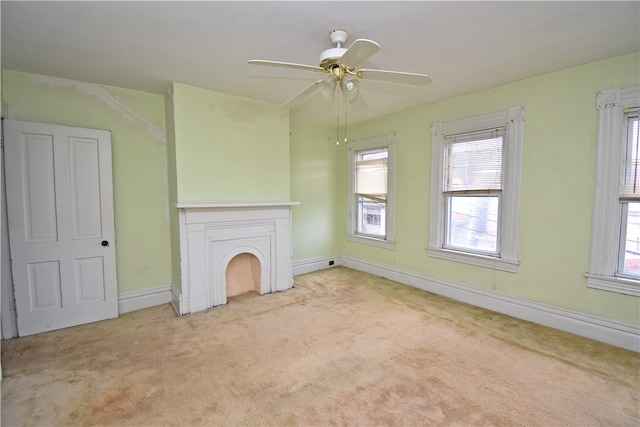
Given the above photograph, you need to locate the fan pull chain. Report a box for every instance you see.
[344,89,348,144]
[336,90,340,145]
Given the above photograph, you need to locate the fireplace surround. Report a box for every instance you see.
[174,201,299,315]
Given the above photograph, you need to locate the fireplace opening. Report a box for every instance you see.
[225,253,261,298]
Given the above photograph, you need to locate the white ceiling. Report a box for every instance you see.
[2,1,639,125]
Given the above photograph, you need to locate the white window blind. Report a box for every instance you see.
[356,149,388,202]
[621,110,639,200]
[443,128,505,194]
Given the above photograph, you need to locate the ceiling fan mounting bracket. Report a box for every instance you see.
[328,29,348,48]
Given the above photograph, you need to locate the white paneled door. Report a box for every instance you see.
[4,120,117,336]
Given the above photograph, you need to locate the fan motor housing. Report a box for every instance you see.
[319,48,347,69]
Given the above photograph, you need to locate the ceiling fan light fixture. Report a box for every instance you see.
[343,78,357,92]
[318,80,335,101]
[342,78,359,100]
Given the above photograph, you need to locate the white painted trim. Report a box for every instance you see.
[426,247,519,273]
[586,273,640,297]
[1,182,18,339]
[178,209,190,315]
[346,234,395,250]
[428,107,524,271]
[171,285,183,316]
[589,88,625,277]
[588,86,640,294]
[177,204,295,315]
[292,254,341,276]
[118,285,172,314]
[501,106,526,260]
[341,255,639,352]
[176,200,300,209]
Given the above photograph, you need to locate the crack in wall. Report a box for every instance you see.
[29,74,170,221]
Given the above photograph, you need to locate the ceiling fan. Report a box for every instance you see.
[248,29,432,110]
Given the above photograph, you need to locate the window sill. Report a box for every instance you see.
[586,273,639,296]
[346,234,395,250]
[426,247,519,273]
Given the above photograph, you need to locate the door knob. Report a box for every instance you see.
[101,240,109,247]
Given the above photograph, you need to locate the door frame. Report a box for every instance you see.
[1,118,17,339]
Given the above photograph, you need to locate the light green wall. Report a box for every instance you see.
[336,53,640,325]
[289,121,340,261]
[171,83,290,201]
[1,70,171,294]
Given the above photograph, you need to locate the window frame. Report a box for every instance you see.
[442,128,506,256]
[617,201,638,279]
[428,106,525,273]
[346,133,396,249]
[586,86,640,296]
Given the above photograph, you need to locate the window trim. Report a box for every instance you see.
[427,106,525,273]
[346,133,396,249]
[587,86,640,296]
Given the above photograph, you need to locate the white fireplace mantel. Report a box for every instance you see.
[174,200,300,316]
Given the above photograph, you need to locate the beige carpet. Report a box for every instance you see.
[2,266,638,426]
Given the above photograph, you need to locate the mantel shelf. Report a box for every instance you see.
[177,200,301,209]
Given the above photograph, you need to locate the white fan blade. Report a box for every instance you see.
[348,91,368,111]
[249,59,324,73]
[339,39,381,68]
[280,79,327,107]
[357,69,432,86]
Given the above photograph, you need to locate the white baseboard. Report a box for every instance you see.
[292,254,340,276]
[118,285,173,314]
[341,255,640,353]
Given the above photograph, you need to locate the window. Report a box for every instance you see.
[444,129,503,255]
[587,86,640,296]
[347,134,396,249]
[428,107,525,272]
[620,112,639,279]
